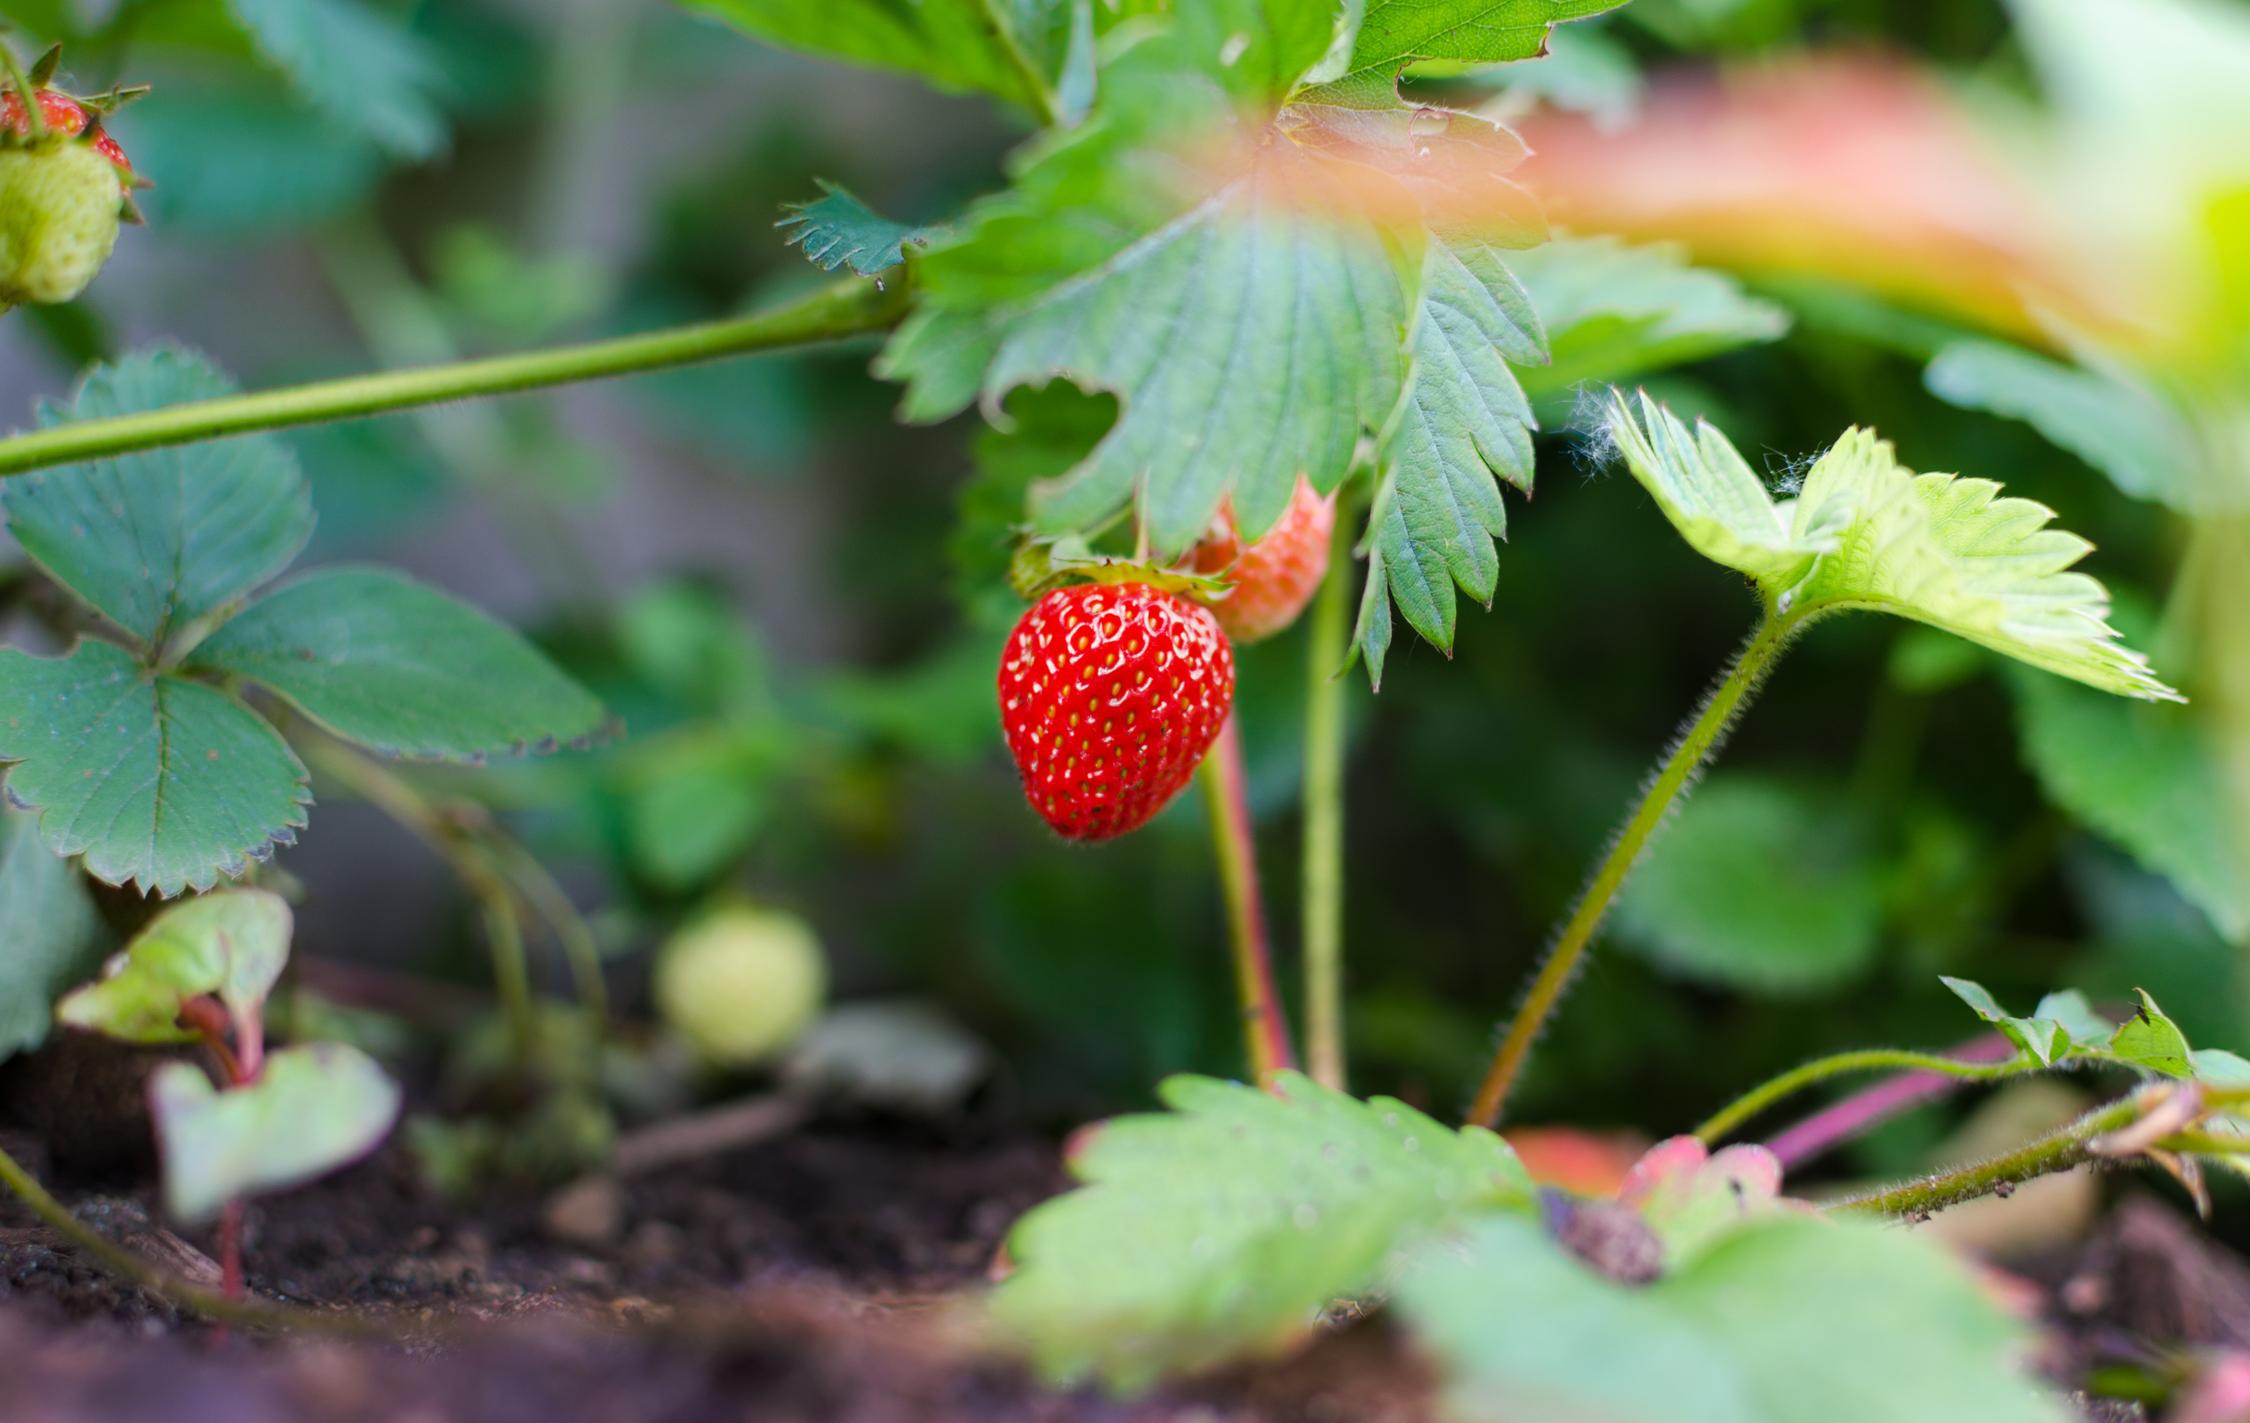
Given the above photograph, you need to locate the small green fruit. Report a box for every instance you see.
[654,904,826,1067]
[0,139,122,307]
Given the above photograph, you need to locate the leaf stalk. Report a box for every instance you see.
[1301,504,1354,1091]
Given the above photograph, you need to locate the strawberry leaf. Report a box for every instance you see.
[778,181,931,277]
[3,348,312,653]
[994,1070,1532,1391]
[225,0,447,161]
[0,806,106,1061]
[0,641,309,897]
[185,566,608,764]
[1299,0,1627,107]
[1396,1213,2067,1423]
[151,1042,400,1224]
[56,889,292,1047]
[1602,391,2181,702]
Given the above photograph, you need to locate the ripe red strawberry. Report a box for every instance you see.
[1191,477,1335,644]
[998,582,1236,841]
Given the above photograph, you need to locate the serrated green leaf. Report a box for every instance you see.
[55,889,292,1048]
[1924,340,2209,513]
[994,1070,1532,1390]
[151,1042,400,1224]
[778,181,931,277]
[1616,776,1886,993]
[185,567,607,764]
[1602,389,1843,590]
[1365,231,1540,654]
[0,642,309,897]
[2011,665,2246,941]
[0,806,106,1061]
[3,349,313,651]
[1397,1213,2066,1423]
[225,0,447,160]
[1604,391,2182,703]
[2109,989,2195,1078]
[1939,976,2069,1065]
[688,0,1064,109]
[1512,236,1788,405]
[1298,0,1624,106]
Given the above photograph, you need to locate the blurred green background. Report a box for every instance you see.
[0,0,2237,1188]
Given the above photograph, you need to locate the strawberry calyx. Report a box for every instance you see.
[1008,534,1234,603]
[1,47,144,198]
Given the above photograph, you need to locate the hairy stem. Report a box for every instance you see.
[1697,1046,2035,1146]
[1468,610,1809,1129]
[1301,513,1354,1092]
[1832,1094,2147,1218]
[1202,716,1298,1085]
[0,275,908,478]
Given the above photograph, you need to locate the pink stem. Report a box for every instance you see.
[1765,1032,2017,1171]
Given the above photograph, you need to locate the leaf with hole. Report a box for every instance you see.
[186,566,608,763]
[2,348,312,651]
[150,1042,401,1224]
[0,641,309,896]
[56,889,293,1048]
[994,1070,1532,1391]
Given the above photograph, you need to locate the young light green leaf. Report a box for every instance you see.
[1924,340,2210,514]
[994,1070,1533,1391]
[778,182,931,277]
[0,807,106,1061]
[1397,1213,2067,1423]
[0,642,310,897]
[1603,391,2182,702]
[1298,0,1627,107]
[56,889,293,1047]
[3,349,313,651]
[1511,236,1787,405]
[185,567,608,763]
[1616,776,1887,993]
[226,0,447,160]
[2011,666,2247,941]
[150,1042,401,1225]
[1602,389,1843,591]
[1939,976,2068,1065]
[2109,989,2195,1079]
[2030,989,2116,1049]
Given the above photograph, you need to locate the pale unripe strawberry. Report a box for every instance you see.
[653,904,827,1067]
[0,139,122,307]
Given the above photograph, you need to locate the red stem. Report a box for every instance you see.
[1764,1032,2017,1170]
[1204,716,1298,1084]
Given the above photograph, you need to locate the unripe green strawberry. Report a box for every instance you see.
[0,139,122,307]
[654,903,828,1067]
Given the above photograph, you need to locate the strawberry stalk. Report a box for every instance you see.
[0,273,909,478]
[1201,716,1297,1086]
[1299,505,1354,1092]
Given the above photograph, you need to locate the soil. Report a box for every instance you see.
[3,1086,2247,1422]
[0,1111,1435,1423]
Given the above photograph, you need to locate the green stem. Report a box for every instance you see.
[1300,506,1353,1092]
[0,275,908,478]
[1202,716,1298,1085]
[483,831,610,1026]
[1832,1094,2146,1218]
[1696,1048,2036,1145]
[1468,609,1810,1129]
[1,42,45,139]
[480,888,537,1065]
[0,1141,366,1333]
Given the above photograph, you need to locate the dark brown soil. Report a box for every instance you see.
[0,1115,1436,1423]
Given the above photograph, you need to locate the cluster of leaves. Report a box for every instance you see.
[1939,977,2248,1084]
[991,1072,2065,1418]
[0,348,606,898]
[55,889,398,1223]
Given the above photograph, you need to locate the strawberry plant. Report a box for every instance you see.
[0,0,2245,1418]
